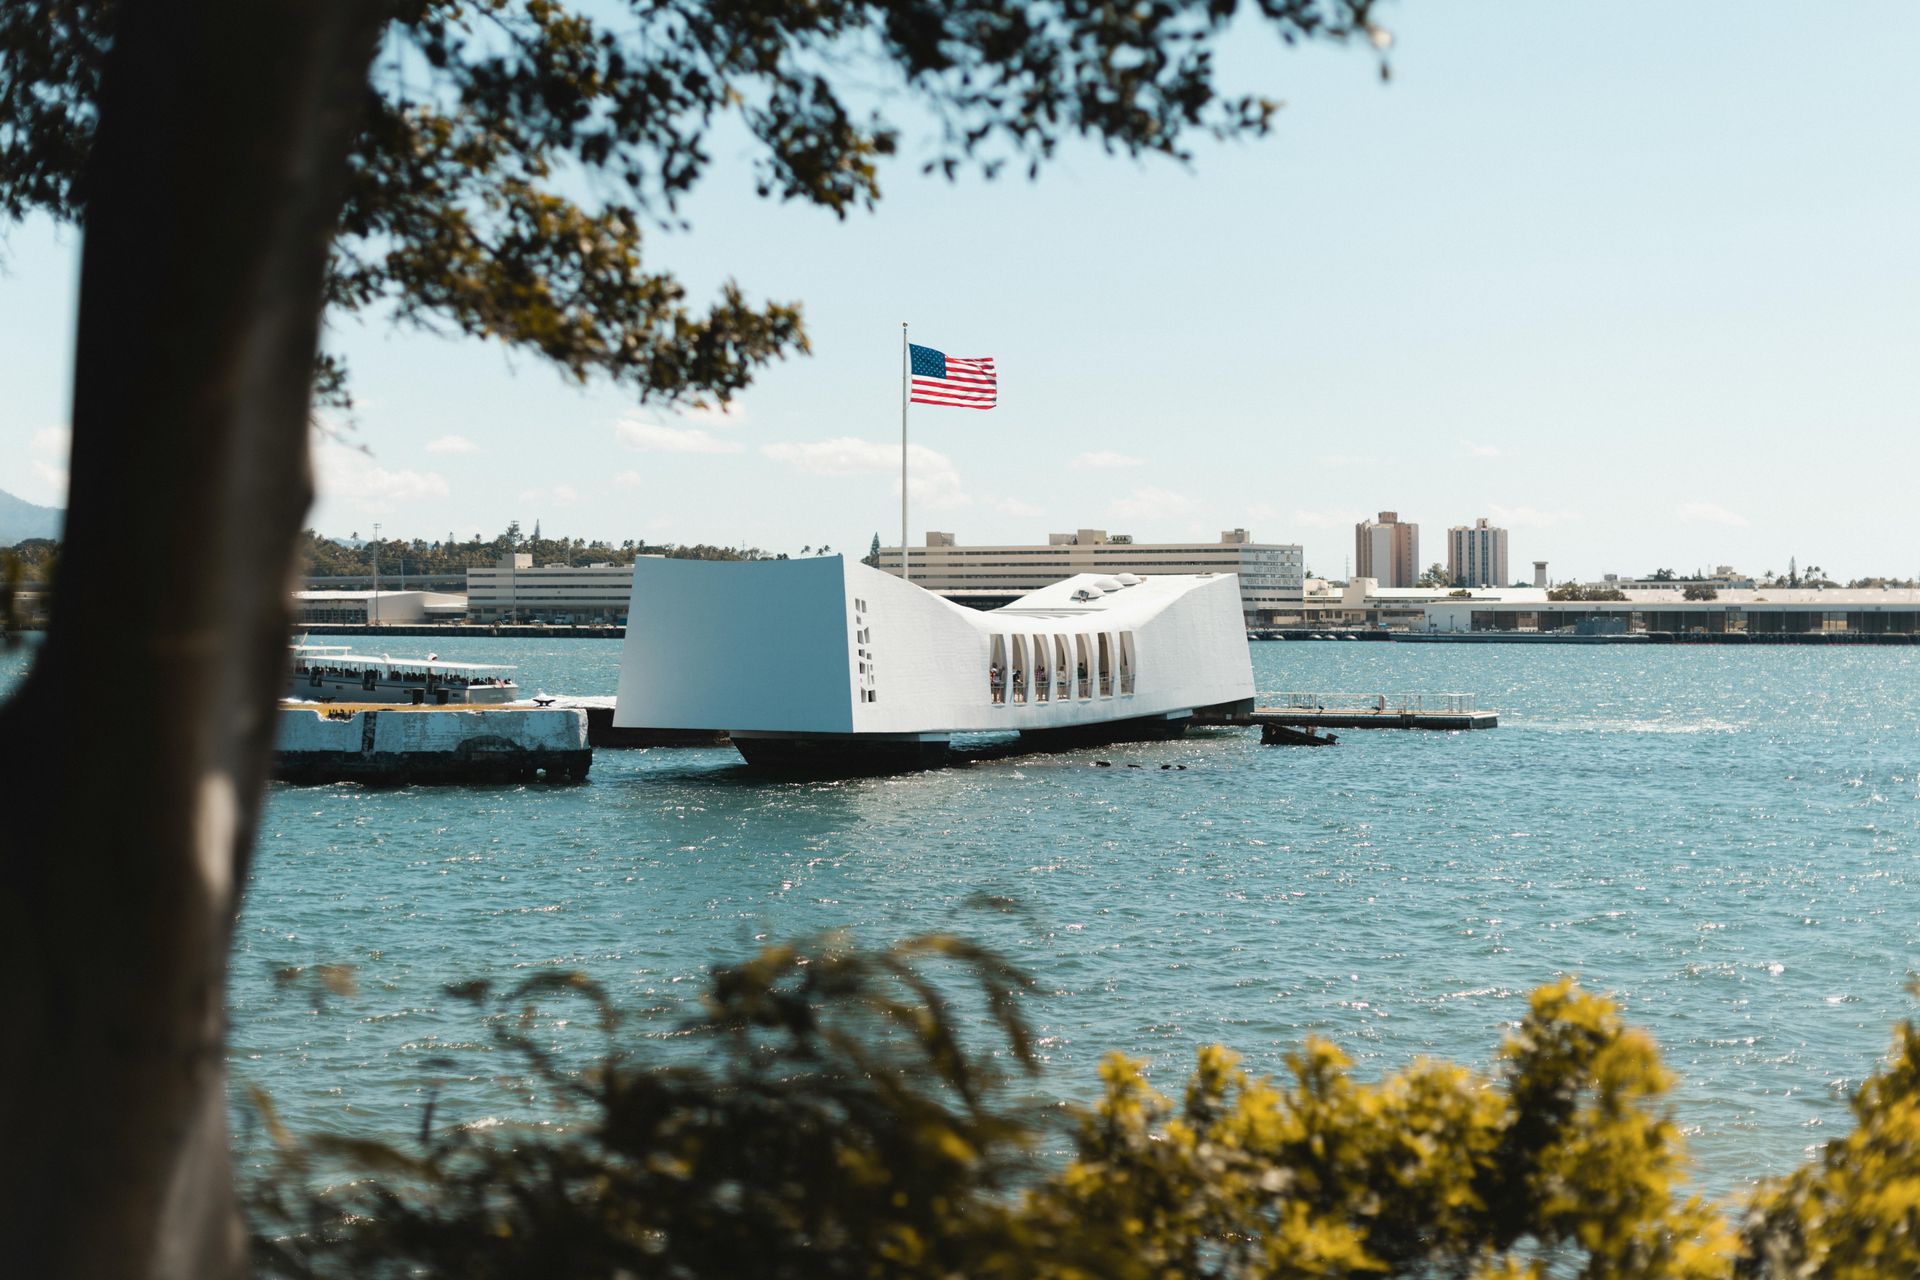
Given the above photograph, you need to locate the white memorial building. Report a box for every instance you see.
[615,556,1256,770]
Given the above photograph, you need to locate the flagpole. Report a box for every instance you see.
[900,321,910,582]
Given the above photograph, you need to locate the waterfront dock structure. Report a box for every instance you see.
[284,578,1920,642]
[615,556,1256,770]
[1273,578,1920,637]
[1200,692,1497,732]
[275,703,591,783]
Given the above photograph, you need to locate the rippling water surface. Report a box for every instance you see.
[6,637,1918,1194]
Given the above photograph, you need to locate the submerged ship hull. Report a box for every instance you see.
[1017,709,1197,752]
[729,731,953,774]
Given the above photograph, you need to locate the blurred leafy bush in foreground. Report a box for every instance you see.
[247,939,1920,1278]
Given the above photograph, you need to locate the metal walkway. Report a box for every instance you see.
[1206,691,1498,731]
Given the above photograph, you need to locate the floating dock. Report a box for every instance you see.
[275,703,591,784]
[1201,692,1498,732]
[1261,722,1339,746]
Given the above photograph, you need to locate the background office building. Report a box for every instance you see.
[877,528,1305,622]
[1447,517,1510,588]
[466,553,639,622]
[1355,511,1419,587]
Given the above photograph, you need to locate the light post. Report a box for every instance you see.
[371,521,381,627]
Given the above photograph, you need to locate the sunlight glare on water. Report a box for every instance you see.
[6,636,1918,1194]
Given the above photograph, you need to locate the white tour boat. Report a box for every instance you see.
[287,642,520,706]
[613,556,1255,769]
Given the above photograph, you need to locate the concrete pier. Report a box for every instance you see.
[275,703,591,784]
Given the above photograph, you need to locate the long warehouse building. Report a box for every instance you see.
[876,528,1305,621]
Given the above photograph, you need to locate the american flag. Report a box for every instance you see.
[909,343,997,409]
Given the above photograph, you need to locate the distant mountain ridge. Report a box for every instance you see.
[1,487,62,545]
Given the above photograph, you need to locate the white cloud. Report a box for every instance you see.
[314,441,449,510]
[908,466,970,509]
[1463,440,1503,458]
[1488,504,1575,529]
[27,426,70,503]
[762,436,904,476]
[1677,501,1749,528]
[426,434,480,455]
[987,496,1045,518]
[1071,450,1144,470]
[616,416,746,455]
[761,436,970,508]
[1110,486,1191,519]
[1290,509,1350,530]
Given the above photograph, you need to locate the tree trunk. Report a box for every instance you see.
[0,2,380,1275]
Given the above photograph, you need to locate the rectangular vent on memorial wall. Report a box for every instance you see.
[853,606,877,700]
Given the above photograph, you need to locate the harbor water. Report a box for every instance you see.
[4,638,1918,1197]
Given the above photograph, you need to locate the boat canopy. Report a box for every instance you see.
[293,647,515,674]
[376,656,515,673]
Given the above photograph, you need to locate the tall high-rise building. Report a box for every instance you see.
[1354,511,1419,587]
[1447,518,1510,588]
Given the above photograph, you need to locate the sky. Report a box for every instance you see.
[2,4,1917,582]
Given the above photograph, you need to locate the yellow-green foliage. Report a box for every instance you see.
[1739,1001,1920,1278]
[248,945,1920,1279]
[1011,980,1732,1279]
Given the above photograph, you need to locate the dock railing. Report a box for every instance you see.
[1262,691,1479,714]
